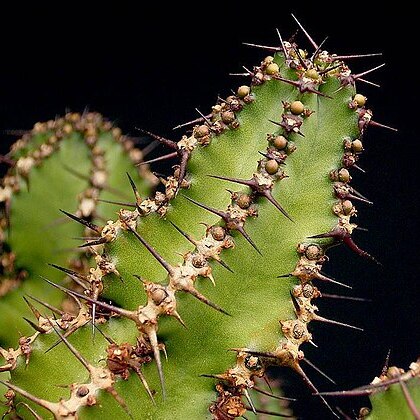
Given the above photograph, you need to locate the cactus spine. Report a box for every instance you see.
[0,112,155,346]
[1,18,414,420]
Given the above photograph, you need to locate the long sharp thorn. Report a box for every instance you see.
[22,317,45,333]
[314,315,364,331]
[15,402,43,420]
[241,350,278,359]
[342,235,381,265]
[186,287,230,316]
[172,311,187,328]
[399,380,420,419]
[0,381,56,413]
[253,386,297,402]
[318,63,343,75]
[335,406,353,420]
[278,273,292,278]
[291,14,318,49]
[133,366,156,405]
[353,164,366,173]
[316,272,352,289]
[126,172,142,206]
[173,115,207,130]
[333,53,383,60]
[262,191,293,222]
[105,386,132,418]
[40,276,82,308]
[350,187,372,202]
[290,291,300,313]
[22,296,41,319]
[271,76,299,89]
[303,358,336,385]
[146,327,166,399]
[321,293,371,302]
[207,174,255,188]
[311,36,328,61]
[315,389,373,397]
[358,78,381,88]
[182,195,227,219]
[195,108,213,126]
[91,303,96,340]
[27,294,65,315]
[236,225,262,256]
[126,225,174,275]
[242,42,280,52]
[59,210,101,233]
[48,263,87,283]
[242,66,254,76]
[263,375,273,393]
[293,46,307,69]
[369,120,398,132]
[275,28,288,60]
[244,405,294,417]
[309,340,318,348]
[94,324,116,344]
[169,221,197,245]
[293,363,339,418]
[96,198,136,208]
[215,257,234,273]
[357,375,409,391]
[45,324,84,354]
[43,277,136,320]
[243,389,256,415]
[229,72,250,77]
[135,128,177,150]
[354,63,386,79]
[47,320,91,372]
[177,149,190,187]
[79,237,108,248]
[136,151,178,166]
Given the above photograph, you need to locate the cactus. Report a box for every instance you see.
[1,17,415,419]
[0,112,156,346]
[319,357,420,419]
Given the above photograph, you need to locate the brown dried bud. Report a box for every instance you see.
[194,125,210,138]
[265,159,279,175]
[237,85,250,98]
[305,244,322,260]
[290,101,305,115]
[76,386,90,398]
[266,62,279,75]
[210,226,226,241]
[272,135,288,149]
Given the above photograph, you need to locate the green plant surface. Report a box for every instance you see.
[367,378,420,420]
[1,29,395,420]
[0,115,154,347]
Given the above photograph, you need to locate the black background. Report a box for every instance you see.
[1,4,418,419]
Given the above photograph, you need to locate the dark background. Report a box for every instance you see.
[1,5,418,419]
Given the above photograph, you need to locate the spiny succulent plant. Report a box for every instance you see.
[0,112,156,346]
[1,16,416,420]
[319,357,420,420]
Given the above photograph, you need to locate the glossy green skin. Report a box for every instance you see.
[8,55,361,419]
[0,131,151,347]
[367,378,420,420]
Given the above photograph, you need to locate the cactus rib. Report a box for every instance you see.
[1,20,403,420]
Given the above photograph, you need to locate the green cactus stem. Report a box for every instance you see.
[0,112,156,346]
[317,358,420,419]
[1,19,399,420]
